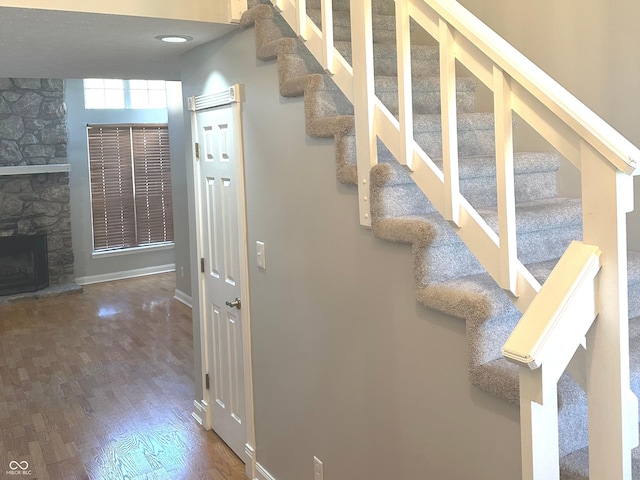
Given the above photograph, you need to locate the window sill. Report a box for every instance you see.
[92,242,174,259]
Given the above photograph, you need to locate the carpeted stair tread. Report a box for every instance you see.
[306,8,400,44]
[560,438,640,479]
[373,197,582,244]
[470,357,591,458]
[304,74,478,116]
[417,254,558,323]
[420,250,640,325]
[336,41,441,77]
[337,111,499,158]
[560,317,640,479]
[469,357,587,408]
[371,152,561,187]
[372,197,581,261]
[370,152,561,216]
[376,75,478,115]
[374,199,583,285]
[417,264,523,323]
[307,0,396,15]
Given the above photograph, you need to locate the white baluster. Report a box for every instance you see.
[295,0,307,39]
[493,65,517,295]
[321,0,334,73]
[396,0,413,169]
[350,0,377,227]
[439,19,460,225]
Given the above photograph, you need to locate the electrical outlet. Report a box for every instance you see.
[313,456,323,480]
[256,241,266,269]
[180,266,185,277]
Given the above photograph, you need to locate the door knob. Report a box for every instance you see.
[226,297,241,309]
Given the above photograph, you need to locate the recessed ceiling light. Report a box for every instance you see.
[155,35,193,43]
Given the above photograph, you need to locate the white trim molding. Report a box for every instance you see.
[188,84,242,112]
[192,400,207,427]
[91,242,174,259]
[75,264,175,285]
[0,164,71,176]
[174,289,193,308]
[256,463,277,480]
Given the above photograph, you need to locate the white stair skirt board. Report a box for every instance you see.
[75,264,176,285]
[174,289,193,308]
[256,463,278,480]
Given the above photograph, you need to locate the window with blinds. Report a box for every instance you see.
[88,124,174,252]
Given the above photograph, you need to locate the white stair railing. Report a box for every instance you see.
[268,0,640,477]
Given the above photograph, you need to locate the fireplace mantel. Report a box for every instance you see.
[0,164,71,176]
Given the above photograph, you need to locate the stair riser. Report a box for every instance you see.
[372,171,558,218]
[338,45,441,78]
[254,15,297,60]
[279,53,325,95]
[306,11,398,45]
[419,224,583,284]
[416,127,496,158]
[335,123,497,165]
[466,314,519,367]
[305,84,477,118]
[307,0,397,14]
[377,88,476,115]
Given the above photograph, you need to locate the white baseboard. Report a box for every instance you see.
[75,264,176,285]
[192,400,207,426]
[174,289,193,308]
[256,463,277,480]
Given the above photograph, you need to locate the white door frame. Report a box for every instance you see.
[188,85,257,479]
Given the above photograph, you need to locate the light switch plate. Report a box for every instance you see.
[256,241,266,269]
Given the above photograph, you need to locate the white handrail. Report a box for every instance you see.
[503,241,601,372]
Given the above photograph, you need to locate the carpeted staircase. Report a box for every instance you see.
[240,1,640,478]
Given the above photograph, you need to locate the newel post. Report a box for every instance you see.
[581,141,638,480]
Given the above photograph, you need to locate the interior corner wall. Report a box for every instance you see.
[65,79,175,282]
[166,81,191,298]
[456,0,640,250]
[180,28,522,480]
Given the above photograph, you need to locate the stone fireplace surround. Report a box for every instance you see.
[0,78,80,302]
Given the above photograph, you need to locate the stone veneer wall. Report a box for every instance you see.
[0,78,73,286]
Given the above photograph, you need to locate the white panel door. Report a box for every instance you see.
[197,106,246,460]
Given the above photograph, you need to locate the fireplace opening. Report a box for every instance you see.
[0,234,49,296]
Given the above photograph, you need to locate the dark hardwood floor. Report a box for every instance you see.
[0,273,248,480]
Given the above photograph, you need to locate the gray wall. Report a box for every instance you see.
[181,28,522,480]
[65,79,175,281]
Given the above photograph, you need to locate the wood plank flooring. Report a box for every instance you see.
[0,273,248,480]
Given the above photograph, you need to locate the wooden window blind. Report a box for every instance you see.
[88,124,174,252]
[132,126,174,246]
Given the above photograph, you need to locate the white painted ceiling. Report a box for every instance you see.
[0,7,239,80]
